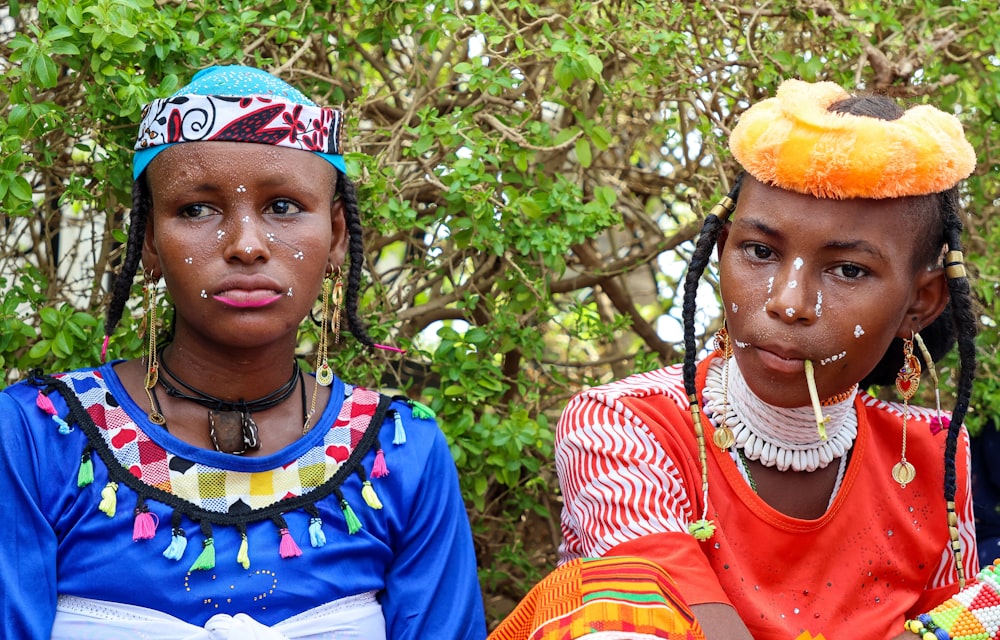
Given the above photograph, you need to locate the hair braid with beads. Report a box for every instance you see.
[103,171,374,349]
[681,94,978,582]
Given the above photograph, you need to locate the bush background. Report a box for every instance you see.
[3,0,998,627]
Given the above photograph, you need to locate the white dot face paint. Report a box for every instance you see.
[735,339,750,349]
[217,230,226,240]
[793,257,804,270]
[785,307,795,317]
[200,290,208,299]
[242,215,251,223]
[236,185,247,193]
[767,277,774,294]
[854,324,865,338]
[815,290,823,318]
[293,251,304,260]
[245,246,254,254]
[731,303,739,313]
[185,257,193,264]
[266,233,276,243]
[287,288,293,297]
[820,351,847,366]
[788,280,797,289]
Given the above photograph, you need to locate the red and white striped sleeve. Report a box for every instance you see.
[556,369,697,563]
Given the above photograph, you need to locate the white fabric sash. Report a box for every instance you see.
[52,591,386,640]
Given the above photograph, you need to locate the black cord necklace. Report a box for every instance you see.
[156,354,301,455]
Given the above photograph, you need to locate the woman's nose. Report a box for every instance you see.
[765,268,818,324]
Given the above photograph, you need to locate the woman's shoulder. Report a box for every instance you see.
[568,361,690,407]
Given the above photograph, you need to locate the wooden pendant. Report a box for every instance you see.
[210,410,248,454]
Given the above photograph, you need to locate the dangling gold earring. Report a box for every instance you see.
[892,334,920,488]
[331,267,344,345]
[314,268,338,388]
[141,271,165,425]
[712,326,736,450]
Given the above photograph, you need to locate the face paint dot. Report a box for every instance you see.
[785,307,795,317]
[794,257,804,270]
[287,288,293,297]
[767,277,774,294]
[200,290,208,299]
[245,246,253,254]
[185,257,193,264]
[266,233,276,242]
[236,185,247,193]
[854,324,865,338]
[788,280,797,289]
[242,215,251,223]
[731,303,738,313]
[815,290,823,318]
[293,251,304,260]
[735,339,750,349]
[217,230,226,239]
[820,351,847,366]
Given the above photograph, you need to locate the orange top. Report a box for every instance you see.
[557,356,977,640]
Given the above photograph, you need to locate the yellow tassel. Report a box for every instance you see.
[236,533,250,569]
[98,481,118,517]
[361,481,383,510]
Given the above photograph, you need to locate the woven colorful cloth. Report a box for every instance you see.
[488,556,705,640]
[916,560,1000,639]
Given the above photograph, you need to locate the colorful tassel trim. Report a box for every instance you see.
[37,390,72,434]
[408,400,436,420]
[278,528,302,558]
[163,528,188,560]
[392,410,407,445]
[371,447,389,478]
[100,334,110,362]
[132,498,158,541]
[237,532,251,569]
[98,481,118,517]
[361,481,383,510]
[341,499,362,534]
[308,516,327,548]
[77,447,94,488]
[189,537,216,571]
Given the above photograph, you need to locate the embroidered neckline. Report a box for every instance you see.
[28,366,417,572]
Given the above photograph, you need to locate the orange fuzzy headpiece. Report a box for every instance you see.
[729,79,976,199]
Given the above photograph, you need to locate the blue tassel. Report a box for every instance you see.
[308,517,327,548]
[55,416,72,435]
[163,529,188,561]
[392,411,407,445]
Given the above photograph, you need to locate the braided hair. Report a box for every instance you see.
[103,170,375,350]
[681,93,978,582]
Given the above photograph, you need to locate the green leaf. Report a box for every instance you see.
[9,176,33,202]
[575,138,592,168]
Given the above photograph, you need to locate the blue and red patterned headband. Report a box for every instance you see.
[133,66,346,180]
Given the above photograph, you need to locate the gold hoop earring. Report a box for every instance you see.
[892,335,920,488]
[142,271,165,425]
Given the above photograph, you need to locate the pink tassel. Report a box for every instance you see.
[133,511,159,541]
[36,392,57,416]
[371,448,389,478]
[930,415,951,435]
[278,528,302,558]
[101,335,110,362]
[374,343,406,354]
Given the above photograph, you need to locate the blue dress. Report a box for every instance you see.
[0,364,487,639]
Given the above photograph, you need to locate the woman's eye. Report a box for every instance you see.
[180,204,213,218]
[746,243,773,260]
[834,263,867,279]
[269,200,303,215]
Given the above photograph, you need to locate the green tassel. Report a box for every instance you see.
[341,499,363,534]
[361,481,383,510]
[236,533,250,569]
[98,481,118,517]
[77,456,94,488]
[189,537,216,571]
[409,400,435,420]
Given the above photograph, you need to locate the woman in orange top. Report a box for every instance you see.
[494,79,983,640]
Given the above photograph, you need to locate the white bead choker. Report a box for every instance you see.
[702,357,858,472]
